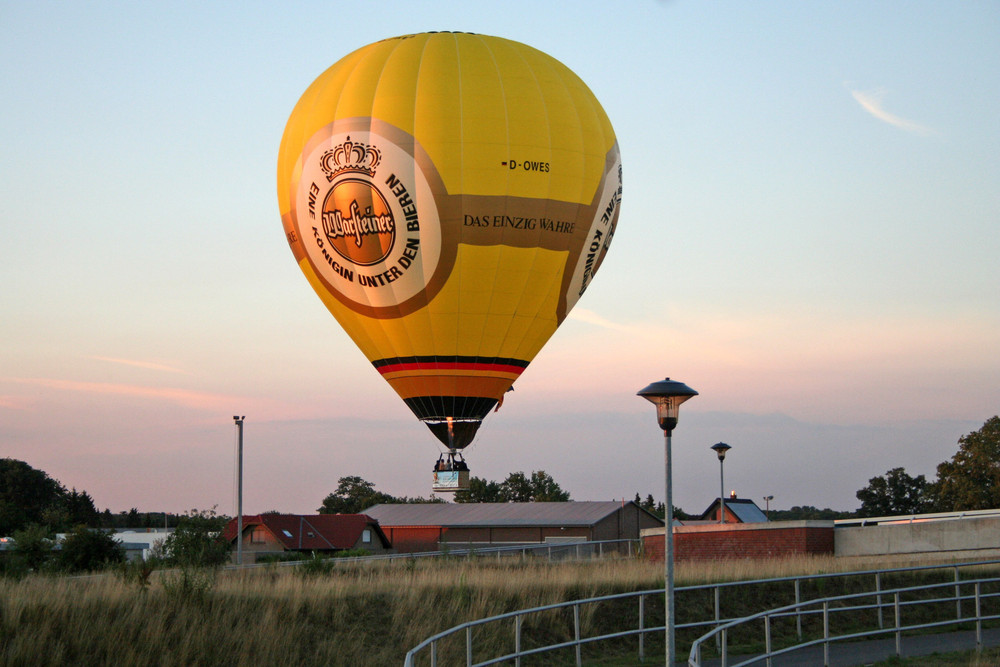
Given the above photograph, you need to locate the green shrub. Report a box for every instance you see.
[56,525,125,573]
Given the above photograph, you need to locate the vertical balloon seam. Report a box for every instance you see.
[456,32,490,438]
[409,32,439,434]
[492,40,558,374]
[329,43,389,362]
[562,67,602,330]
[457,32,499,431]
[376,37,424,373]
[295,50,388,372]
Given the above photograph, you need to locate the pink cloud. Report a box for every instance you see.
[87,356,190,374]
[9,378,239,412]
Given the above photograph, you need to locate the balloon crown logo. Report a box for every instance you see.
[320,136,381,181]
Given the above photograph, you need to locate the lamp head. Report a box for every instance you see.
[637,378,698,433]
[711,441,732,461]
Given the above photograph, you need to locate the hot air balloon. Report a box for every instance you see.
[277,32,621,491]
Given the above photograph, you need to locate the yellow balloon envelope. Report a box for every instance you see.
[277,32,621,451]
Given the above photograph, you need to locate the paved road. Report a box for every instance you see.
[690,627,1000,666]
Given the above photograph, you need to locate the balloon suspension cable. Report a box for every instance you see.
[434,449,468,471]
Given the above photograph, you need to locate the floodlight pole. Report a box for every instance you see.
[234,415,245,566]
[638,378,697,666]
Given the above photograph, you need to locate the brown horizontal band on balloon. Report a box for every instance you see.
[381,368,523,381]
[385,376,514,401]
[372,355,529,371]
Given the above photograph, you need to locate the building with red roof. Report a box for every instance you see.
[223,514,391,563]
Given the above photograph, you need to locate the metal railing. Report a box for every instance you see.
[688,576,1000,666]
[227,538,640,570]
[403,558,1000,666]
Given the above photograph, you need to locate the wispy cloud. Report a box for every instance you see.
[0,395,31,410]
[568,308,638,333]
[88,356,189,374]
[849,87,937,136]
[9,378,236,411]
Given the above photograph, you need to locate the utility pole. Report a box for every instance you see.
[234,416,245,565]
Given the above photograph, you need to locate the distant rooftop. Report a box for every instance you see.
[699,498,769,524]
[366,501,661,527]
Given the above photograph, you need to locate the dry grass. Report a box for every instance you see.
[0,553,991,666]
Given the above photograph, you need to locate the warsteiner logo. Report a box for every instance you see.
[321,178,395,265]
[318,138,395,266]
[320,136,380,179]
[293,125,443,313]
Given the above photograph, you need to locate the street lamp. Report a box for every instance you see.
[763,495,774,520]
[710,442,732,525]
[234,415,245,566]
[637,377,698,666]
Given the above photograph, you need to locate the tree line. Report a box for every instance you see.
[2,415,997,568]
[855,416,1000,517]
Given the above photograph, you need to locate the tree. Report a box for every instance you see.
[0,460,101,535]
[500,472,534,502]
[453,470,570,503]
[0,459,65,535]
[11,524,53,571]
[523,471,570,502]
[856,467,930,517]
[930,417,1000,512]
[163,509,231,568]
[56,525,125,572]
[317,476,395,514]
[455,477,505,503]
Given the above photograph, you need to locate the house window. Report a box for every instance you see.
[362,529,371,543]
[250,527,267,544]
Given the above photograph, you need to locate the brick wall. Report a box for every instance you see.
[641,521,834,561]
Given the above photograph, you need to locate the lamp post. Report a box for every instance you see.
[638,378,698,666]
[710,442,731,525]
[763,495,774,520]
[233,415,245,566]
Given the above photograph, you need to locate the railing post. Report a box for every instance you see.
[466,626,472,667]
[721,627,728,667]
[976,581,982,652]
[795,579,803,641]
[574,603,582,667]
[823,601,830,667]
[431,640,437,667]
[894,591,901,658]
[638,594,645,662]
[765,614,772,667]
[876,572,884,629]
[955,566,962,620]
[515,614,522,667]
[715,586,721,652]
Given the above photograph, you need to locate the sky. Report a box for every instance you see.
[2,1,998,518]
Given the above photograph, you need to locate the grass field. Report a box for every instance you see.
[0,553,994,666]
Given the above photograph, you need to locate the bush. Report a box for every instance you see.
[56,525,125,573]
[11,524,53,571]
[163,508,230,568]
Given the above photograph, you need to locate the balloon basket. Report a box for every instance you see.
[432,452,471,492]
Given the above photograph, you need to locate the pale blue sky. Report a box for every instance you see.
[1,1,997,515]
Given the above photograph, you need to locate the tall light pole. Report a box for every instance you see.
[638,378,698,666]
[763,495,774,520]
[710,442,731,525]
[233,415,245,566]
